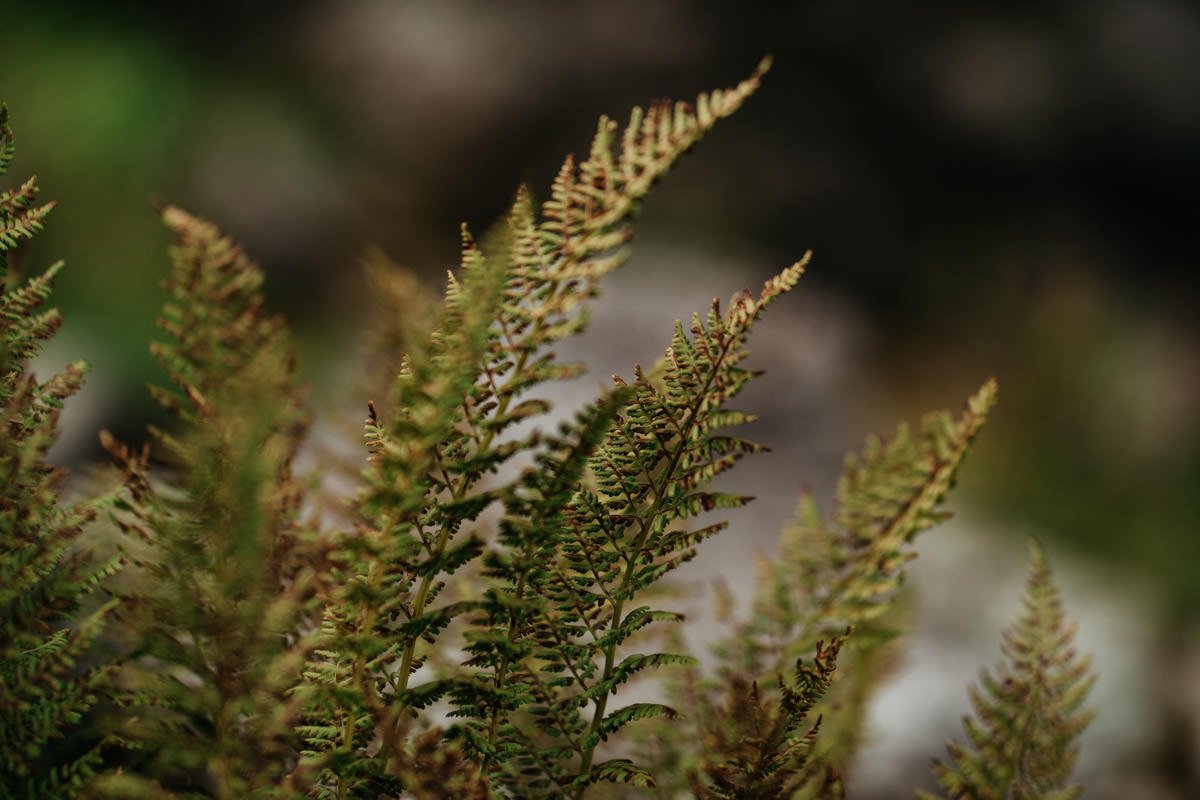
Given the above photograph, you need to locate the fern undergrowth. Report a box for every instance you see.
[0,60,1095,799]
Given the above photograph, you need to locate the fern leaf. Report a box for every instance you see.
[471,259,806,797]
[454,391,629,769]
[581,652,697,702]
[580,758,656,789]
[583,702,682,751]
[100,206,317,797]
[918,540,1096,800]
[148,204,296,422]
[1,104,115,798]
[704,379,996,780]
[309,60,772,795]
[300,230,509,795]
[0,108,53,253]
[819,379,998,635]
[689,635,844,800]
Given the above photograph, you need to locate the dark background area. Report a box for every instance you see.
[3,2,1197,795]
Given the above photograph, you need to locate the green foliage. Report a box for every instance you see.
[696,380,1000,782]
[296,58,774,798]
[94,207,317,799]
[0,63,1098,800]
[918,540,1096,800]
[631,384,999,798]
[731,379,998,670]
[1,104,118,799]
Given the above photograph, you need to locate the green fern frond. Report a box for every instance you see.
[1,104,116,799]
[700,380,996,782]
[803,379,997,641]
[464,259,806,797]
[304,60,772,796]
[296,230,508,796]
[100,207,317,798]
[454,389,630,763]
[146,205,296,425]
[0,107,53,258]
[918,540,1096,800]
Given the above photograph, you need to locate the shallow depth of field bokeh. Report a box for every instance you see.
[4,3,1197,797]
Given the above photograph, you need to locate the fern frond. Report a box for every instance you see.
[918,540,1096,800]
[809,379,997,639]
[454,389,629,762]
[100,206,317,797]
[1,104,116,799]
[466,259,806,797]
[0,107,53,257]
[296,230,508,795]
[307,60,771,795]
[689,635,844,800]
[147,205,295,424]
[709,381,997,770]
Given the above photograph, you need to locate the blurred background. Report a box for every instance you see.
[3,2,1197,796]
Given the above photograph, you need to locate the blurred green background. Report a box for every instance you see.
[3,2,1197,796]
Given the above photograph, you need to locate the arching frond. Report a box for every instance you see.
[304,60,773,797]
[691,381,997,789]
[465,259,807,797]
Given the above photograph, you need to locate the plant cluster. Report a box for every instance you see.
[1,62,1094,799]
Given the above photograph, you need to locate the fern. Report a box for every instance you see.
[699,381,999,774]
[444,255,805,797]
[0,104,119,799]
[734,379,998,667]
[918,540,1096,800]
[0,57,1103,800]
[94,207,318,798]
[298,58,772,797]
[788,381,997,768]
[688,635,845,800]
[618,383,997,798]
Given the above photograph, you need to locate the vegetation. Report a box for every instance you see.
[2,104,121,799]
[1,62,1094,798]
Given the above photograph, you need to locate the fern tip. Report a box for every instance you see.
[969,378,999,416]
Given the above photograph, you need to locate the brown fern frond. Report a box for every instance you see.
[918,540,1096,800]
[101,206,318,797]
[690,635,844,800]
